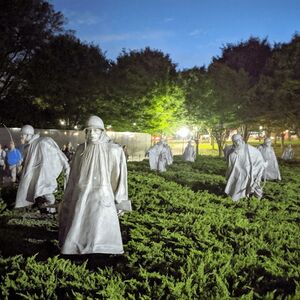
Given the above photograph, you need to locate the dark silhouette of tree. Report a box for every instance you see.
[26,34,110,128]
[251,34,300,143]
[214,37,272,84]
[0,0,65,101]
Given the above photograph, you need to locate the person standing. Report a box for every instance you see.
[6,141,22,183]
[59,116,131,255]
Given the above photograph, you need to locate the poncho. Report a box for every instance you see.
[258,144,281,180]
[225,144,265,201]
[59,135,131,255]
[15,134,69,208]
[183,144,196,162]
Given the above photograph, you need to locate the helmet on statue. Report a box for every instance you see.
[21,125,34,135]
[85,116,105,130]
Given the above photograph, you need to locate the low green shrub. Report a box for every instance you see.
[0,156,299,299]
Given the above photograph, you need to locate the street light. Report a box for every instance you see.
[177,127,190,154]
[177,127,190,139]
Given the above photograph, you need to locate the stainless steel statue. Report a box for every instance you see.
[225,134,266,201]
[15,125,70,212]
[183,141,196,162]
[258,138,281,180]
[281,145,294,161]
[59,116,131,255]
[146,140,172,172]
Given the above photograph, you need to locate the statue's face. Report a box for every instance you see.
[265,140,272,147]
[86,128,103,142]
[233,138,244,149]
[21,133,32,143]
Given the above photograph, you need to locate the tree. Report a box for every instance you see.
[0,89,57,128]
[182,64,250,156]
[138,84,186,135]
[106,47,180,132]
[0,0,65,101]
[250,34,300,144]
[214,37,272,83]
[212,37,273,140]
[26,34,110,128]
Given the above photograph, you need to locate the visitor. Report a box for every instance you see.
[6,141,22,183]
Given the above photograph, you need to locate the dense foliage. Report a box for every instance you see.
[0,156,299,299]
[0,0,65,101]
[1,0,299,138]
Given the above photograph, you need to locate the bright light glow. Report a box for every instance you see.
[133,122,137,126]
[60,119,65,126]
[74,125,78,130]
[44,131,48,134]
[73,132,79,136]
[259,126,263,130]
[177,127,190,139]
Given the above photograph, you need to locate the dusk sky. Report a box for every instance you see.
[50,0,300,69]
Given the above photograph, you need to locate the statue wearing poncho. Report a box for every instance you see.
[163,141,173,166]
[183,141,196,162]
[258,138,281,181]
[146,144,159,170]
[281,145,294,161]
[225,134,266,201]
[146,141,170,172]
[15,125,69,209]
[59,116,131,255]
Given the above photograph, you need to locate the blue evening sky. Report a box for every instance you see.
[50,0,300,69]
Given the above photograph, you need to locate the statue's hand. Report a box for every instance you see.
[117,209,124,217]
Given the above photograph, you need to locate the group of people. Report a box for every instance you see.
[8,115,130,255]
[61,142,75,162]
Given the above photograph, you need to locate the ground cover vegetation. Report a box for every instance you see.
[0,156,299,299]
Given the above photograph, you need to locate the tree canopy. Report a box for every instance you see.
[0,0,65,101]
[106,47,183,132]
[0,0,299,143]
[26,34,110,128]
